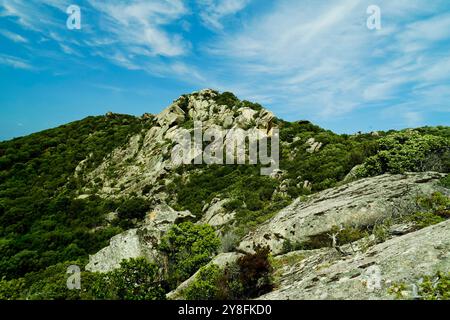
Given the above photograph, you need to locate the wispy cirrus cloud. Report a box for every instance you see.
[0,0,197,78]
[88,0,189,57]
[0,0,449,133]
[200,0,450,128]
[197,0,251,30]
[0,29,27,42]
[0,53,33,69]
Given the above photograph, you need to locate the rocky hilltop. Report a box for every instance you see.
[78,89,275,202]
[0,89,449,300]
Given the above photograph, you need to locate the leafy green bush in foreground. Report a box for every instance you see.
[159,222,221,288]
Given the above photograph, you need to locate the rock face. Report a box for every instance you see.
[238,172,446,255]
[86,205,195,272]
[259,220,450,300]
[306,138,323,153]
[80,89,275,201]
[199,198,235,228]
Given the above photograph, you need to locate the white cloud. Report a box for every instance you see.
[0,54,33,69]
[197,0,251,30]
[1,0,449,128]
[0,0,65,31]
[88,0,189,57]
[0,29,28,43]
[201,0,450,120]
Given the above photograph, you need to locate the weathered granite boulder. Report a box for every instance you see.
[306,138,323,153]
[156,104,185,127]
[199,198,235,227]
[259,219,450,300]
[238,172,446,255]
[86,205,195,273]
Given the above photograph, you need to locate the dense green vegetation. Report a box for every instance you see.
[0,258,166,300]
[159,222,221,288]
[0,114,153,279]
[89,258,166,300]
[170,123,449,237]
[213,91,264,112]
[418,272,450,300]
[357,131,450,177]
[0,92,448,300]
[0,222,220,300]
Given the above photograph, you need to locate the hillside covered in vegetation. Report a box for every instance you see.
[0,90,449,300]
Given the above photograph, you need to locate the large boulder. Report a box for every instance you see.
[86,205,195,273]
[199,198,235,227]
[259,219,450,300]
[238,172,446,255]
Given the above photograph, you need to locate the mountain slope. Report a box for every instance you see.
[0,114,153,278]
[0,89,449,300]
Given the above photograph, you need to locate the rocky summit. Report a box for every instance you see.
[0,90,449,300]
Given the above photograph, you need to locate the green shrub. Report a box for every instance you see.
[223,199,243,211]
[440,175,450,188]
[184,264,221,300]
[334,225,369,245]
[82,258,166,300]
[407,192,450,230]
[282,239,295,254]
[214,92,239,108]
[407,212,445,229]
[159,223,220,287]
[108,258,166,300]
[389,272,450,300]
[240,100,263,112]
[372,220,392,244]
[419,272,450,300]
[181,120,194,130]
[0,277,26,300]
[417,192,450,212]
[117,198,150,221]
[360,132,449,176]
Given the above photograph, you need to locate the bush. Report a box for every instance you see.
[117,198,150,221]
[440,175,450,188]
[183,246,274,300]
[418,272,450,300]
[361,132,449,176]
[389,272,450,300]
[223,199,243,211]
[0,277,26,300]
[184,264,221,300]
[214,92,239,108]
[159,223,220,287]
[236,246,273,299]
[107,258,166,300]
[407,212,445,229]
[407,192,450,230]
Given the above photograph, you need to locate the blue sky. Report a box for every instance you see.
[0,0,449,140]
